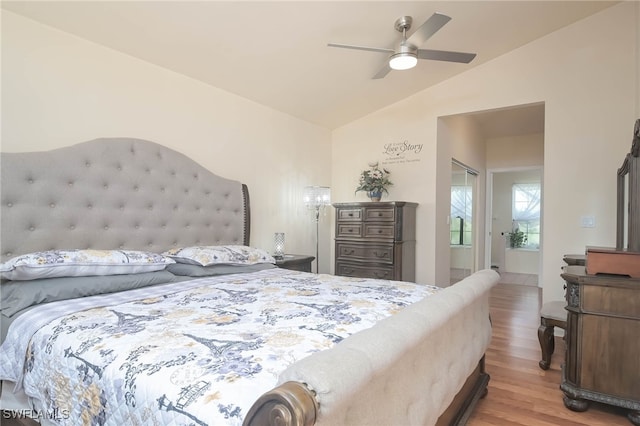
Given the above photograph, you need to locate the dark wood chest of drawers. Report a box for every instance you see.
[333,201,417,282]
[560,266,640,425]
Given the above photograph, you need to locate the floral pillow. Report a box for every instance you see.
[0,249,175,281]
[163,245,275,267]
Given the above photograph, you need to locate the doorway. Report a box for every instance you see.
[437,102,544,286]
[486,167,542,286]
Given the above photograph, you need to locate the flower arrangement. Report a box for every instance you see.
[355,162,393,197]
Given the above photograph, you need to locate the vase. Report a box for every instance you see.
[368,191,382,202]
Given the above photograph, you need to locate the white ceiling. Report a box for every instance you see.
[3,1,617,130]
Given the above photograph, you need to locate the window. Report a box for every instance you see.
[450,185,473,245]
[512,183,541,248]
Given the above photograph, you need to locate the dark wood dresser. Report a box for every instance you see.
[333,201,417,282]
[560,265,640,425]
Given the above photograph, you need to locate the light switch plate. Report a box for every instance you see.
[581,215,596,228]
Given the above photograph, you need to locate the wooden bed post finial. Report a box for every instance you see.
[243,381,318,426]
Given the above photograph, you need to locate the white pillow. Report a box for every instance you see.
[0,249,175,281]
[163,245,275,267]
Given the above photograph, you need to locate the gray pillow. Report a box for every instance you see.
[1,270,179,317]
[166,262,276,277]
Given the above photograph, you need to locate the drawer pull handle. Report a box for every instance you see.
[378,213,383,216]
[377,230,383,233]
[348,213,353,216]
[344,249,355,255]
[344,268,354,274]
[373,251,388,258]
[348,229,353,232]
[374,271,388,278]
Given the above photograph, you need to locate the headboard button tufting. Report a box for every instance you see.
[0,138,248,263]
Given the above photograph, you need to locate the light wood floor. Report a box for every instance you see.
[468,282,632,426]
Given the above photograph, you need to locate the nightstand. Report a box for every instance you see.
[275,254,315,272]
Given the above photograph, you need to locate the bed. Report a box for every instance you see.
[0,137,499,426]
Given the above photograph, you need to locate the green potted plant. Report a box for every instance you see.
[355,162,392,201]
[508,229,527,248]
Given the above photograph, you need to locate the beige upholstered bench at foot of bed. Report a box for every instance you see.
[245,269,499,426]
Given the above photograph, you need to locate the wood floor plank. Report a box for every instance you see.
[467,283,631,426]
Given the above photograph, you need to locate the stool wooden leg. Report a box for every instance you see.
[538,321,555,370]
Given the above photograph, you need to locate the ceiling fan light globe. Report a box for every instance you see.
[389,53,417,70]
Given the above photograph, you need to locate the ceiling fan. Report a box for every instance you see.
[328,13,476,79]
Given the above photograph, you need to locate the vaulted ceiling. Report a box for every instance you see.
[3,1,617,130]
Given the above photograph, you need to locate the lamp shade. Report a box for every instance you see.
[303,186,331,207]
[303,186,330,274]
[389,52,417,70]
[274,232,285,258]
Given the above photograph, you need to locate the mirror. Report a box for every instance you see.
[617,118,640,252]
[450,160,478,283]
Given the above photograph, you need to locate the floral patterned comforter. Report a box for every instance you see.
[1,268,440,426]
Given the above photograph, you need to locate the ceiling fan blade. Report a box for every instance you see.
[407,12,451,47]
[327,43,394,54]
[372,62,392,79]
[417,49,476,63]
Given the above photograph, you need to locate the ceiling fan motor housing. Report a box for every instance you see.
[388,16,418,70]
[394,16,413,33]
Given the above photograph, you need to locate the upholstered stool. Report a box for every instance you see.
[538,300,567,370]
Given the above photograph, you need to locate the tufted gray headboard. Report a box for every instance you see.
[1,138,250,263]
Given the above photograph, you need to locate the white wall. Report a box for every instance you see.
[1,11,334,272]
[504,249,539,275]
[332,2,639,302]
[486,133,544,170]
